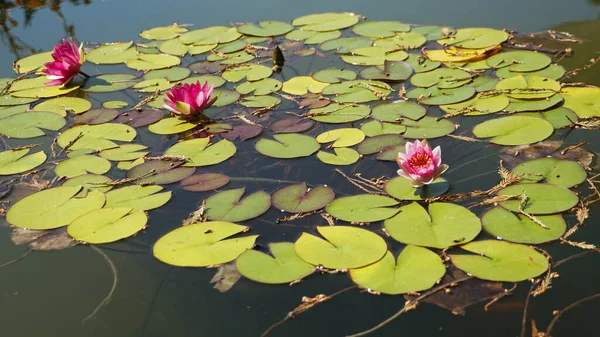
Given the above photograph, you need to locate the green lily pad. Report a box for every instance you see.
[371,102,426,122]
[126,159,195,185]
[57,123,137,151]
[402,116,455,139]
[359,61,413,81]
[33,97,91,116]
[6,186,105,230]
[140,24,188,40]
[352,21,410,38]
[374,32,427,49]
[322,80,391,103]
[0,112,65,138]
[385,177,449,200]
[9,76,79,98]
[222,64,273,83]
[319,37,373,53]
[356,134,405,160]
[542,107,578,129]
[411,68,473,89]
[236,242,315,284]
[255,134,319,159]
[86,42,137,64]
[497,183,579,214]
[55,155,111,178]
[384,202,481,249]
[472,115,554,145]
[158,38,189,56]
[236,78,282,95]
[326,194,399,223]
[295,226,387,269]
[406,53,441,73]
[0,92,36,106]
[67,208,147,244]
[510,158,586,188]
[165,138,236,167]
[189,43,218,56]
[349,246,445,295]
[412,25,450,41]
[153,221,257,267]
[316,128,365,147]
[104,185,171,211]
[204,188,271,222]
[180,26,241,45]
[240,95,280,108]
[471,76,499,92]
[133,78,174,92]
[237,21,293,37]
[0,104,28,119]
[360,120,406,137]
[98,144,149,161]
[437,28,509,48]
[271,184,335,213]
[316,148,360,165]
[495,75,560,100]
[181,173,230,192]
[487,51,552,72]
[312,68,357,83]
[505,94,563,113]
[206,50,254,64]
[213,89,241,107]
[0,149,47,175]
[126,53,181,71]
[407,86,476,105]
[450,240,548,282]
[292,12,360,32]
[13,51,53,73]
[440,94,509,116]
[214,40,248,54]
[61,174,113,196]
[310,103,370,124]
[148,117,198,134]
[82,74,138,93]
[286,30,341,44]
[561,87,600,118]
[342,46,408,66]
[495,64,565,80]
[282,76,329,95]
[143,67,191,82]
[72,108,119,125]
[482,207,566,244]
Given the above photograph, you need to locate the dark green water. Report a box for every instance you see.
[0,1,599,337]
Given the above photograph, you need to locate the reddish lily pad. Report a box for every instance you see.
[219,124,263,141]
[126,160,196,185]
[114,109,165,128]
[181,173,230,192]
[72,108,119,125]
[269,118,314,133]
[271,184,335,213]
[204,187,271,222]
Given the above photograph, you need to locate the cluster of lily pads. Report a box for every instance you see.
[1,12,599,304]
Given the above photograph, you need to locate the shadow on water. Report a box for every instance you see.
[0,2,599,337]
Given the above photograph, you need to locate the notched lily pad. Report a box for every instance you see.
[181,173,230,192]
[204,187,271,222]
[271,184,335,213]
[325,194,399,223]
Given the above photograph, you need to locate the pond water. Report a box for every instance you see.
[0,1,600,337]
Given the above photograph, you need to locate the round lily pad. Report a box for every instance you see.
[316,128,365,147]
[219,124,263,141]
[99,144,149,161]
[510,158,586,188]
[319,37,373,53]
[342,46,408,66]
[402,116,455,139]
[104,185,171,211]
[312,68,357,83]
[72,108,119,125]
[356,134,405,159]
[271,184,334,213]
[236,78,282,95]
[497,183,579,214]
[147,117,198,134]
[482,207,566,244]
[13,50,53,73]
[57,123,137,151]
[385,176,449,200]
[561,87,600,118]
[384,202,481,249]
[236,242,315,284]
[6,186,105,230]
[222,64,272,83]
[270,118,314,133]
[406,85,476,105]
[144,67,191,82]
[316,148,360,165]
[411,68,472,89]
[114,109,164,128]
[140,24,188,40]
[126,160,195,185]
[157,38,189,56]
[542,107,578,129]
[154,221,258,267]
[67,208,147,244]
[165,138,236,167]
[406,53,441,73]
[282,76,329,95]
[487,51,551,72]
[374,33,427,49]
[86,42,137,64]
[352,21,410,38]
[0,149,47,176]
[371,102,426,122]
[292,12,360,32]
[255,134,319,159]
[506,94,563,113]
[237,21,293,37]
[9,76,79,98]
[126,53,181,71]
[495,64,565,80]
[437,28,509,49]
[180,26,241,45]
[181,173,230,192]
[61,174,113,196]
[294,226,387,269]
[204,188,271,222]
[349,246,445,295]
[82,74,137,93]
[359,61,413,81]
[206,50,254,64]
[240,95,280,108]
[440,94,509,116]
[325,194,399,223]
[0,112,66,139]
[55,155,111,178]
[360,120,406,137]
[472,115,554,145]
[495,75,560,100]
[33,97,91,116]
[286,29,341,44]
[450,240,548,282]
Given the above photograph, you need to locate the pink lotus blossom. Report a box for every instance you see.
[396,139,448,187]
[42,38,85,86]
[163,81,217,121]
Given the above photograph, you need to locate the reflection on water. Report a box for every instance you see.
[0,0,90,59]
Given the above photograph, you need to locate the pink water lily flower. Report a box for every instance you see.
[396,139,449,187]
[163,81,217,121]
[42,38,85,86]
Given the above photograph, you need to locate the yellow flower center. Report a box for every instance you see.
[409,153,431,168]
